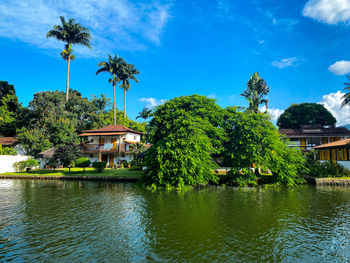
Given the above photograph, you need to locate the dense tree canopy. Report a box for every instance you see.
[277,103,336,128]
[0,81,22,136]
[223,111,306,187]
[144,95,226,188]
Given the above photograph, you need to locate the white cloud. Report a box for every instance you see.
[328,60,350,75]
[267,108,285,122]
[0,0,171,57]
[139,97,166,108]
[302,0,350,24]
[319,91,350,125]
[260,106,284,122]
[271,57,302,69]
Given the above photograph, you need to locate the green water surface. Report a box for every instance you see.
[0,180,349,262]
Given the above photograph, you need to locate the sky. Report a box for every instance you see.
[1,0,350,125]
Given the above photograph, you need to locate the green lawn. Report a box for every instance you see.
[0,167,143,179]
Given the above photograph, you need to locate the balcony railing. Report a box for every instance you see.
[288,144,317,150]
[83,143,127,152]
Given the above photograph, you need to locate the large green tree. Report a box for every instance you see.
[223,111,306,187]
[0,81,22,136]
[144,95,225,188]
[241,72,269,113]
[47,16,92,101]
[277,103,336,128]
[96,54,125,125]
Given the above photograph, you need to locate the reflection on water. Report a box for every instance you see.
[0,180,349,262]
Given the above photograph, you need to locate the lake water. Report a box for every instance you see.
[0,180,349,262]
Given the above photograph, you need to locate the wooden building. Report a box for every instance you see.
[279,125,350,151]
[314,138,350,168]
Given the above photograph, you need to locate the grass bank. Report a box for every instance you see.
[0,168,143,181]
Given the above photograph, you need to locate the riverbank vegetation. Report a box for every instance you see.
[144,73,307,189]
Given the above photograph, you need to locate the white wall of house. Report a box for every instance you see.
[0,155,29,173]
[337,161,350,170]
[125,133,140,142]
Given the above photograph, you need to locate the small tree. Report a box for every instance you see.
[92,161,107,172]
[223,111,306,187]
[13,159,38,172]
[53,143,81,169]
[75,157,91,172]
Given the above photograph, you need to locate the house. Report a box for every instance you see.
[0,137,28,173]
[279,125,350,151]
[0,137,26,155]
[314,138,350,169]
[79,124,143,167]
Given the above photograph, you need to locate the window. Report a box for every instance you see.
[134,136,137,140]
[90,154,93,158]
[122,153,126,158]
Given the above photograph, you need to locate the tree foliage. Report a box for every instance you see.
[223,112,306,187]
[144,95,225,188]
[0,81,22,136]
[241,72,269,113]
[46,16,92,101]
[53,143,81,167]
[277,103,336,128]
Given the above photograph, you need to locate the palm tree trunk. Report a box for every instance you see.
[113,83,116,125]
[66,55,70,101]
[124,89,126,118]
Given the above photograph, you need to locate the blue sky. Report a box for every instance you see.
[1,0,350,125]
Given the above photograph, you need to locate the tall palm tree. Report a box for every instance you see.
[136,107,152,124]
[341,74,350,108]
[119,63,140,118]
[241,72,269,113]
[46,16,92,101]
[96,54,125,125]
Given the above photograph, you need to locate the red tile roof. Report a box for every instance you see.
[81,125,143,135]
[79,132,126,137]
[314,138,350,149]
[0,137,18,146]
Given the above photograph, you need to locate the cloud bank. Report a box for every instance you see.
[319,91,350,125]
[303,0,350,24]
[0,0,171,57]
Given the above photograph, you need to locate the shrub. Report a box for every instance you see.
[307,161,350,178]
[92,161,107,172]
[0,145,17,155]
[13,158,38,172]
[75,158,91,172]
[13,160,27,172]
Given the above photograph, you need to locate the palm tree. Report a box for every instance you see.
[119,63,140,118]
[136,107,152,124]
[96,54,125,125]
[241,72,269,113]
[46,16,92,101]
[341,74,350,108]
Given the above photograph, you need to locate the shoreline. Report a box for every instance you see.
[0,174,140,182]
